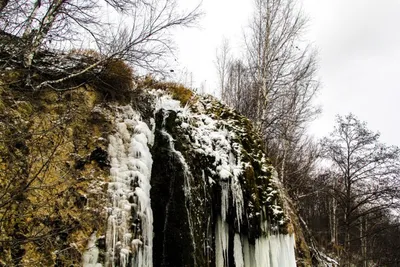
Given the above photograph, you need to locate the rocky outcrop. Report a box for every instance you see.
[0,84,311,266]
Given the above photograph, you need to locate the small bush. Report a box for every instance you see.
[95,59,134,99]
[68,49,135,99]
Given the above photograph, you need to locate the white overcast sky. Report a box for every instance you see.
[173,0,400,146]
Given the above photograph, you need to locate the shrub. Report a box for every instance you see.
[94,59,134,99]
[67,49,135,100]
[165,82,194,105]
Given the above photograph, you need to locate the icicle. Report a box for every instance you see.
[234,233,244,267]
[242,235,255,267]
[106,106,154,267]
[82,232,102,267]
[221,181,229,222]
[154,95,297,267]
[215,217,229,267]
[253,234,296,267]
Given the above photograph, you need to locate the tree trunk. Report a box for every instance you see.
[344,209,351,266]
[23,0,65,68]
[329,196,338,245]
[361,216,368,267]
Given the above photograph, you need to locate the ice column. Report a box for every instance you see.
[106,106,154,267]
[82,232,102,267]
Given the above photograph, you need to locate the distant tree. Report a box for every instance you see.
[223,59,253,114]
[247,0,320,185]
[215,38,231,100]
[321,114,400,266]
[219,0,319,189]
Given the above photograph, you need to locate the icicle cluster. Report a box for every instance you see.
[155,94,297,267]
[106,106,154,267]
[215,217,296,267]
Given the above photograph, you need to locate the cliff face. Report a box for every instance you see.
[0,88,112,266]
[0,84,311,266]
[150,93,297,267]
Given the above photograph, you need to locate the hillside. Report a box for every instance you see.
[0,72,315,266]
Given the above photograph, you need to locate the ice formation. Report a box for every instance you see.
[82,232,102,267]
[106,106,154,267]
[155,96,198,265]
[81,92,297,266]
[214,217,296,267]
[155,94,297,267]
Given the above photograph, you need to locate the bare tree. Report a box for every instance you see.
[219,0,319,188]
[215,38,231,100]
[0,0,201,89]
[223,59,250,112]
[246,0,320,184]
[321,114,400,266]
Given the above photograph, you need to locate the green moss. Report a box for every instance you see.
[0,87,111,266]
[14,101,33,117]
[0,69,23,85]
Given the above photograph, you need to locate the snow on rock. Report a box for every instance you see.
[106,105,154,267]
[155,94,296,267]
[155,94,245,226]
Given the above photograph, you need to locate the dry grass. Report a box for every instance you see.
[139,76,195,105]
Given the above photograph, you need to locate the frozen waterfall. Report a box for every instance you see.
[82,94,298,267]
[106,106,154,267]
[155,94,297,267]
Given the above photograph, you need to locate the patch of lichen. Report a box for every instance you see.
[0,86,111,266]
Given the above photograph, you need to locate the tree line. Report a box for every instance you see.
[216,0,400,266]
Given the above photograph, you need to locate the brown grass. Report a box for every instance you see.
[139,76,194,105]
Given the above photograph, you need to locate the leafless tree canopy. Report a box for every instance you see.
[0,0,200,89]
[218,0,320,187]
[319,114,400,265]
[216,1,400,265]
